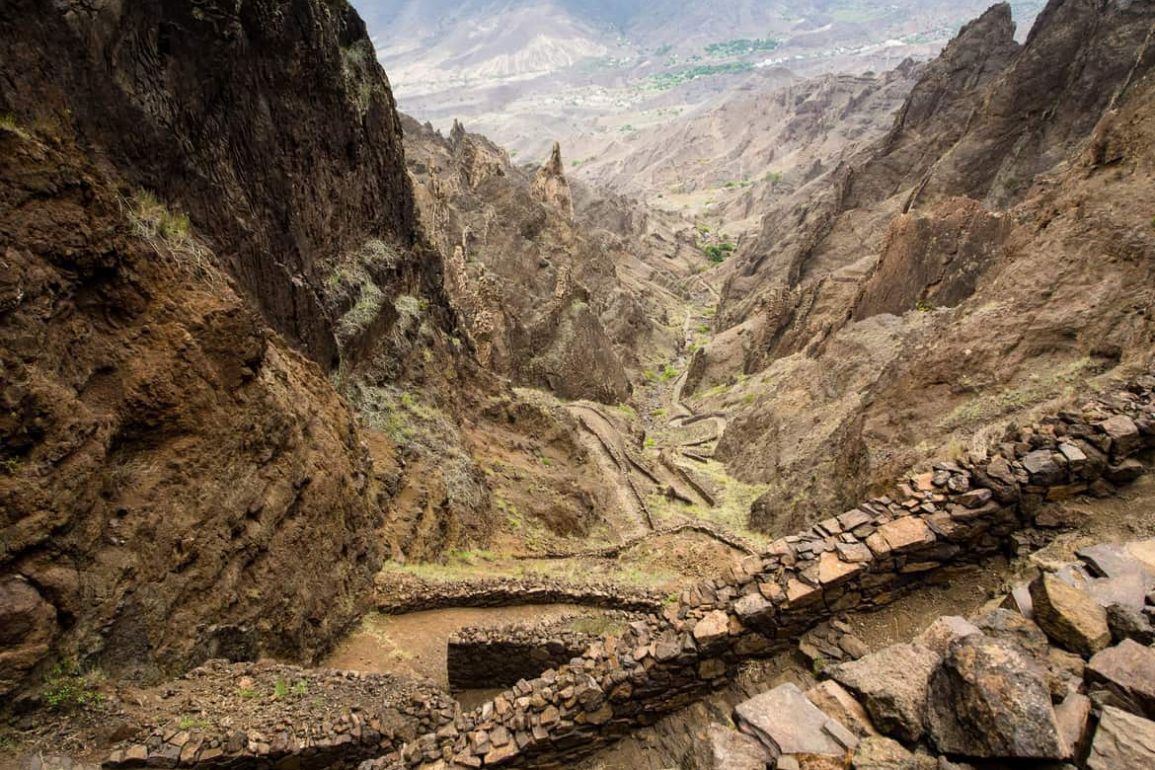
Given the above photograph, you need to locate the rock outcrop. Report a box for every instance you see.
[530,142,576,221]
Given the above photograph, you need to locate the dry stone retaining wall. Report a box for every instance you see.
[447,614,639,692]
[377,375,1155,769]
[374,577,664,615]
[105,373,1155,769]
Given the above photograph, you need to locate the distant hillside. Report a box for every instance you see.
[354,0,1044,157]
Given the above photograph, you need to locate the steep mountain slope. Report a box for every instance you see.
[402,116,693,400]
[571,63,923,233]
[688,0,1155,533]
[0,0,476,703]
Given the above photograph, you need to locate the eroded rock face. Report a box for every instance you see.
[926,636,1066,759]
[4,0,421,368]
[0,0,428,698]
[531,142,576,221]
[0,576,58,694]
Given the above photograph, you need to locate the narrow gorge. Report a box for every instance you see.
[2,1,1155,770]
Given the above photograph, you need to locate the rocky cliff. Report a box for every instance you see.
[402,116,687,403]
[0,0,467,703]
[692,0,1155,533]
[2,0,436,370]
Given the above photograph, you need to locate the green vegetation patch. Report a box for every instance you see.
[705,38,780,57]
[647,62,755,91]
[42,660,104,711]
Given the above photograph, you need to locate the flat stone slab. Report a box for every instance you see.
[1087,639,1155,719]
[875,517,935,554]
[707,724,771,770]
[734,682,858,759]
[1087,706,1155,769]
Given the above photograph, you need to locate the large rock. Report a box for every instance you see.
[970,608,1049,657]
[707,724,772,770]
[1023,449,1064,485]
[1087,706,1155,769]
[1029,573,1111,655]
[926,636,1066,759]
[735,683,858,759]
[0,576,58,695]
[851,736,921,769]
[1099,415,1142,458]
[829,643,940,743]
[1086,639,1155,719]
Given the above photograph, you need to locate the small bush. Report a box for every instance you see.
[178,716,210,730]
[43,660,104,711]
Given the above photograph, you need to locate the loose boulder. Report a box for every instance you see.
[926,636,1066,759]
[1087,706,1155,769]
[1029,573,1111,655]
[829,643,940,743]
[1086,639,1155,719]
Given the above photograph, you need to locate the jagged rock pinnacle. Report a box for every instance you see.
[531,140,575,220]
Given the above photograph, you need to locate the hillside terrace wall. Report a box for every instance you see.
[447,614,640,692]
[374,577,665,615]
[104,372,1155,770]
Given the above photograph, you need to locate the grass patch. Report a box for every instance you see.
[178,716,210,730]
[939,358,1098,431]
[705,38,780,57]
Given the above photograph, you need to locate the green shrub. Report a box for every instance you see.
[43,660,104,711]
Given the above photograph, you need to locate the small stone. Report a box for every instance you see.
[818,551,863,586]
[956,488,992,509]
[1099,415,1142,457]
[1030,573,1111,655]
[693,611,731,645]
[1107,459,1147,484]
[1023,449,1064,485]
[875,517,935,554]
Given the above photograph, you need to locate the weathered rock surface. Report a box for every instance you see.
[926,636,1066,759]
[735,683,858,759]
[1086,639,1155,719]
[1030,574,1112,656]
[707,724,772,770]
[829,643,940,743]
[1087,706,1155,770]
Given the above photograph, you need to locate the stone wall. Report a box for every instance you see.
[447,614,638,692]
[105,372,1155,769]
[376,374,1155,769]
[375,576,665,615]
